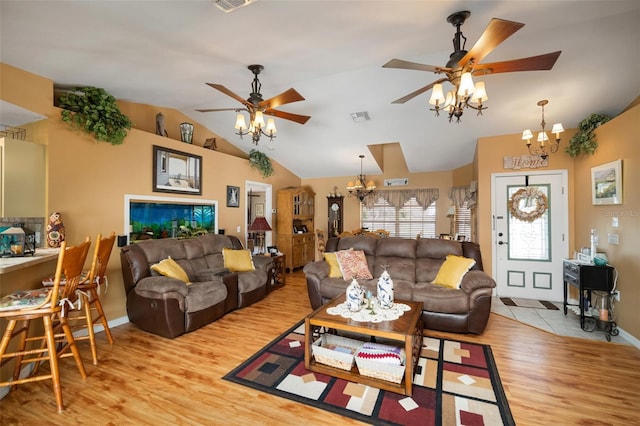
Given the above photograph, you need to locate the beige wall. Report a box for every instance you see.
[571,106,640,339]
[476,105,639,340]
[1,64,301,324]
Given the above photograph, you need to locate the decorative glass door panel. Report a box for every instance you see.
[507,184,550,261]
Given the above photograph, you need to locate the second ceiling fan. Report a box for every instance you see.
[383,11,561,122]
[197,64,311,145]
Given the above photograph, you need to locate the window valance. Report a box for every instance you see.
[362,188,439,210]
[448,181,477,210]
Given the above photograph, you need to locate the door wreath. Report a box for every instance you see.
[509,187,548,222]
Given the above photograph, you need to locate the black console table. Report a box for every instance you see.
[563,259,614,330]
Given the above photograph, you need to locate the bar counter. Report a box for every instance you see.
[0,248,60,275]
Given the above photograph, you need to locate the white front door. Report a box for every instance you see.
[492,171,569,301]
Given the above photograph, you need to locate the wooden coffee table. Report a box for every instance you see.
[304,294,423,396]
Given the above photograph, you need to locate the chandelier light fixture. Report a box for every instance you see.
[428,73,488,123]
[521,100,564,160]
[234,109,277,146]
[347,155,377,202]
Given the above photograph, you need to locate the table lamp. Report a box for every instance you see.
[248,216,272,255]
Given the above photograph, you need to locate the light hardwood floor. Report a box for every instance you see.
[1,270,639,425]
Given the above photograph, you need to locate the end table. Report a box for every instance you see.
[268,254,286,293]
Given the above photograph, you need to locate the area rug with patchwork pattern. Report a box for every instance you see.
[223,321,514,425]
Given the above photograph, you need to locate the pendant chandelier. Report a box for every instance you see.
[521,100,564,160]
[346,155,376,202]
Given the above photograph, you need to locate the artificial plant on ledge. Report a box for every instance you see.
[58,86,132,145]
[565,113,612,157]
[249,149,274,178]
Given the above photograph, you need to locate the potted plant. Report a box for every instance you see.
[565,113,612,157]
[249,149,274,178]
[58,86,132,145]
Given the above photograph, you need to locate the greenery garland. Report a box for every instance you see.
[509,187,548,222]
[248,149,274,178]
[58,86,132,145]
[565,113,612,157]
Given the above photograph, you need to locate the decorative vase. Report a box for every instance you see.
[46,212,65,248]
[180,122,194,144]
[377,269,394,309]
[346,279,364,312]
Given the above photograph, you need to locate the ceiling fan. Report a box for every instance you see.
[197,64,311,145]
[383,11,561,122]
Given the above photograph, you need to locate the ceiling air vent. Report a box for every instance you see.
[212,0,259,13]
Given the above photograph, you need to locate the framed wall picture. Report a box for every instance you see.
[153,145,202,195]
[254,203,264,217]
[227,186,240,207]
[591,159,623,205]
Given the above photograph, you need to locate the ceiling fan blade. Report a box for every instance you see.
[205,83,252,107]
[391,78,448,104]
[382,59,450,74]
[473,51,562,74]
[260,88,305,109]
[196,107,244,113]
[458,18,525,66]
[264,108,311,125]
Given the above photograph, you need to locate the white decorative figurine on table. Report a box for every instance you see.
[346,279,365,312]
[377,268,394,309]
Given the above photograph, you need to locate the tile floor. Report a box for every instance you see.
[490,297,632,345]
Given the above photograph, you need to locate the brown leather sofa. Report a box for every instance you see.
[120,234,273,338]
[303,235,496,334]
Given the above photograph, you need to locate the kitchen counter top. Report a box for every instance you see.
[0,248,60,274]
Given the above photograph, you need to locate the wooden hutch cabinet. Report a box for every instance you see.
[276,186,315,271]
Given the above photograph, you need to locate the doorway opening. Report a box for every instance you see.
[245,181,273,253]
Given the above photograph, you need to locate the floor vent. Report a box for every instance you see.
[212,0,259,13]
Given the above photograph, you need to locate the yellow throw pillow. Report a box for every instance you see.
[323,252,343,278]
[150,256,190,283]
[432,255,476,289]
[223,248,255,272]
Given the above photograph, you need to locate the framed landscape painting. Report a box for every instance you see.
[591,159,622,205]
[153,145,202,195]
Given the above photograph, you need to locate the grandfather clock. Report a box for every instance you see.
[327,195,344,237]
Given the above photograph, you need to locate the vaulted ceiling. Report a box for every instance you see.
[1,1,638,178]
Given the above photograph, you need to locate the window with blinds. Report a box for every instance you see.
[361,196,437,238]
[455,201,471,240]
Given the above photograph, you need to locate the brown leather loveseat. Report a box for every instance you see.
[303,235,496,334]
[120,234,273,338]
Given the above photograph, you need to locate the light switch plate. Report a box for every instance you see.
[608,233,619,245]
[612,217,619,227]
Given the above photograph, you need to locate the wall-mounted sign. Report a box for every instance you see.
[503,155,548,170]
[384,178,409,186]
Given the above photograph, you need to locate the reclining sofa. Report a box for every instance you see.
[120,234,273,338]
[303,235,496,334]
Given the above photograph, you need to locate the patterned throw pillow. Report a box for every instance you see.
[150,257,190,283]
[432,255,476,289]
[222,248,255,272]
[336,249,373,280]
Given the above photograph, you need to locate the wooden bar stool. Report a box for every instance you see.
[0,238,91,412]
[72,232,116,364]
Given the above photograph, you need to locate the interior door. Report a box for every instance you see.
[492,171,568,301]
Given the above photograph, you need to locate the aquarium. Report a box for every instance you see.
[125,195,217,243]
